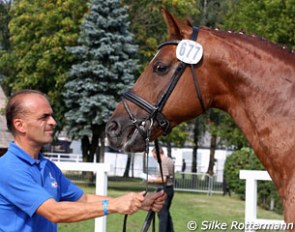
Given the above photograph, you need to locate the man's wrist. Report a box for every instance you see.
[102,200,109,216]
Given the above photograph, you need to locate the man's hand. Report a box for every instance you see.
[141,191,166,212]
[108,192,145,215]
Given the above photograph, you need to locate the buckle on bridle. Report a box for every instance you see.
[122,91,171,136]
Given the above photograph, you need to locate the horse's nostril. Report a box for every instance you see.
[106,120,121,137]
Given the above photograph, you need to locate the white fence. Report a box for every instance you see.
[55,162,110,232]
[240,170,286,231]
[174,172,223,195]
[52,160,287,231]
[45,152,82,162]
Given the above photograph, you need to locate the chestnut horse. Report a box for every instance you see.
[106,9,295,223]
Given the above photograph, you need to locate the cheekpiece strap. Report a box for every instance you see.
[191,26,199,41]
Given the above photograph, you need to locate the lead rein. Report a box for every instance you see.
[140,139,165,232]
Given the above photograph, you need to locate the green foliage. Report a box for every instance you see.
[206,109,249,149]
[224,147,283,214]
[216,110,249,149]
[0,0,11,50]
[195,0,232,27]
[224,148,262,196]
[191,113,207,145]
[0,0,88,128]
[122,0,200,71]
[1,0,292,158]
[63,0,138,139]
[159,122,191,147]
[223,0,294,49]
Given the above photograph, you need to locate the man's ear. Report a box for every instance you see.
[13,118,26,134]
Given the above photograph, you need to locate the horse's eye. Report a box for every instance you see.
[153,62,169,75]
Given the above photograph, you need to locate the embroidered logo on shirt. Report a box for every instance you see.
[49,172,58,188]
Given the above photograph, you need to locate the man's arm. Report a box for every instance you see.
[36,192,145,223]
[36,191,166,223]
[77,194,112,203]
[79,192,166,212]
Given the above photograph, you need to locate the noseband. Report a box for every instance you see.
[122,26,206,137]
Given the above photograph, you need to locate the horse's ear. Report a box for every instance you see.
[161,9,189,40]
[186,18,193,27]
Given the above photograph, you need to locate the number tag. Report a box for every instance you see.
[176,40,203,64]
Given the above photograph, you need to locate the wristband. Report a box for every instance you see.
[102,200,109,216]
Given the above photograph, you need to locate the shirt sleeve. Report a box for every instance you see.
[46,161,84,202]
[0,168,53,217]
[59,174,84,202]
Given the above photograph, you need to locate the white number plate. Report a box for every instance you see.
[176,40,203,64]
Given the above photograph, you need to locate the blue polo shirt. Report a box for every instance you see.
[0,142,84,232]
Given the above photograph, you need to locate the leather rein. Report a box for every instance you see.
[121,26,205,232]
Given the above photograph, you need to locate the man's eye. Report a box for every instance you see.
[40,114,53,120]
[153,62,169,75]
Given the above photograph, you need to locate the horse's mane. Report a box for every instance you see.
[201,27,294,57]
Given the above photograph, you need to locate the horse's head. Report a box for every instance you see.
[106,9,217,152]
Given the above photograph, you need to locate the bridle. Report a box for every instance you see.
[121,26,206,232]
[122,26,205,138]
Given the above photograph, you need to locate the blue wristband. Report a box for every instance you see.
[102,200,109,216]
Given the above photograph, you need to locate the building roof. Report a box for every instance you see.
[0,87,12,148]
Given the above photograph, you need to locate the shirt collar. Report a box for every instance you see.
[8,141,43,166]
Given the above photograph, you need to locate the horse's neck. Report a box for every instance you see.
[207,33,295,181]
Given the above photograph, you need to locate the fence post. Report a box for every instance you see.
[95,164,109,232]
[55,162,110,232]
[208,175,213,196]
[245,178,257,231]
[240,170,285,232]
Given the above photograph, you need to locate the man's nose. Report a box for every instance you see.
[49,116,57,126]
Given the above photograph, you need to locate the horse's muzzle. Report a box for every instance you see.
[105,117,147,152]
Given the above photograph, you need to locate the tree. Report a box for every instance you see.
[63,0,138,163]
[206,109,220,176]
[159,122,191,158]
[216,111,249,150]
[123,0,200,71]
[0,0,11,51]
[0,0,12,88]
[196,0,232,27]
[223,0,294,49]
[0,0,88,129]
[123,153,133,178]
[191,115,207,173]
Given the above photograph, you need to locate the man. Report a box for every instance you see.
[148,147,175,232]
[0,89,165,232]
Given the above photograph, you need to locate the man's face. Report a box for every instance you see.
[20,94,56,147]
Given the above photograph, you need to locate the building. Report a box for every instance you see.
[0,87,13,156]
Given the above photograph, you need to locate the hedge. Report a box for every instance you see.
[224,147,283,214]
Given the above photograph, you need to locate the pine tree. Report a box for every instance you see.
[63,0,138,162]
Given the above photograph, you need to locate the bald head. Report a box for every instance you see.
[6,90,49,134]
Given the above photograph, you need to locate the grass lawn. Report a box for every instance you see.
[58,178,283,232]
